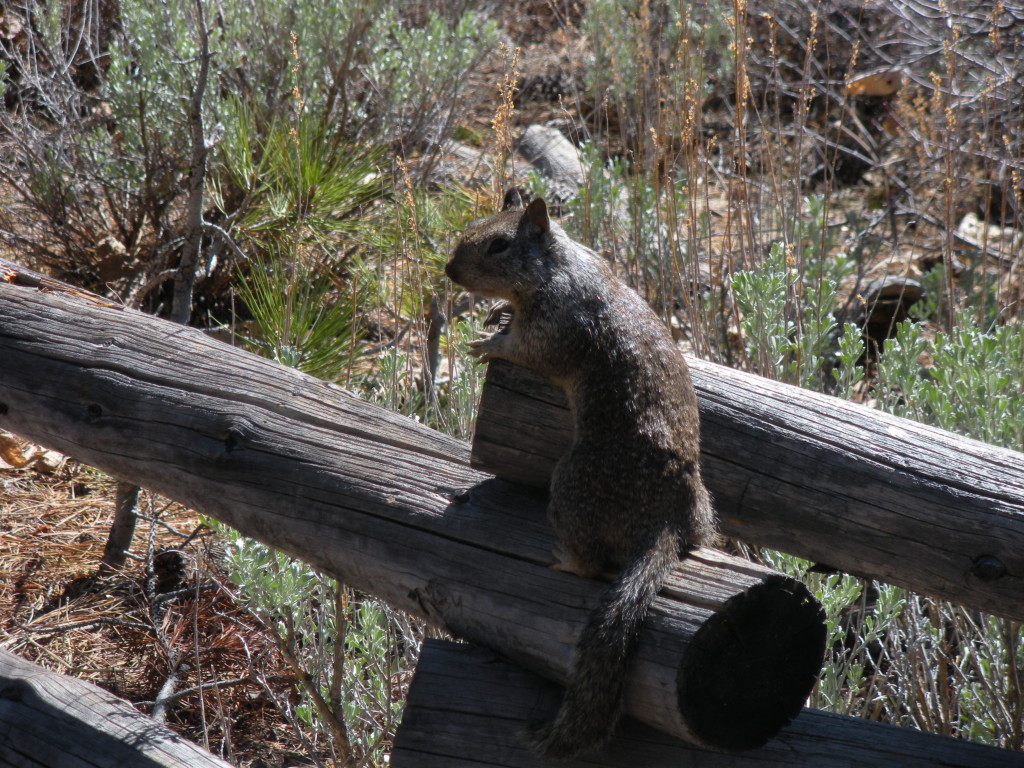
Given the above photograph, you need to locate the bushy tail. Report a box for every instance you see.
[527,527,679,759]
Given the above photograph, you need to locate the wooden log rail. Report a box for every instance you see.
[473,359,1024,620]
[392,640,1024,767]
[0,649,233,768]
[4,257,1024,761]
[0,262,823,753]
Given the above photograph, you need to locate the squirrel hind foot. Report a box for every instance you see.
[550,547,605,579]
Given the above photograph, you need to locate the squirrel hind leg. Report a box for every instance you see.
[549,546,607,579]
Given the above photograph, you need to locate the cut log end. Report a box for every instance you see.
[678,575,826,751]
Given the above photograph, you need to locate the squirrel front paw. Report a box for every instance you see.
[468,333,509,362]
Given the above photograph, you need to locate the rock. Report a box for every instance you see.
[516,124,584,203]
[958,212,1024,261]
[850,275,924,345]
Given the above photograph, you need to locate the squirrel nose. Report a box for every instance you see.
[444,261,459,282]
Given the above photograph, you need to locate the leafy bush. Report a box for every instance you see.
[730,223,855,391]
[0,0,496,306]
[365,8,500,155]
[729,235,1023,747]
[769,542,1023,749]
[877,321,1024,449]
[217,106,385,378]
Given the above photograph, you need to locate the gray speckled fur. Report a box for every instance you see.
[446,192,716,759]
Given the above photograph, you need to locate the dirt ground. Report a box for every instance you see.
[0,445,310,766]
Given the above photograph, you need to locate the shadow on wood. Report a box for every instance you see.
[392,640,1024,768]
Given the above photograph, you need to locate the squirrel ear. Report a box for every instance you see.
[502,186,531,210]
[525,197,550,233]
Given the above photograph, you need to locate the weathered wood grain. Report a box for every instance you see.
[0,649,233,768]
[392,639,1024,768]
[0,277,821,750]
[472,359,1024,620]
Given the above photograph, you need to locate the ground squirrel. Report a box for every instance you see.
[446,188,717,759]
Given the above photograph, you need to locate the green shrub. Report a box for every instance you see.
[731,240,852,391]
[365,8,500,154]
[733,241,1023,745]
[877,320,1024,450]
[357,186,485,439]
[218,107,386,379]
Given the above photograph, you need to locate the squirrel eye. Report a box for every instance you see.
[487,237,511,255]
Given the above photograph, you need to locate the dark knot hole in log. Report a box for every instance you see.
[969,555,1006,582]
[678,575,826,751]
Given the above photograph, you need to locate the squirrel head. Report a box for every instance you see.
[446,189,554,302]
